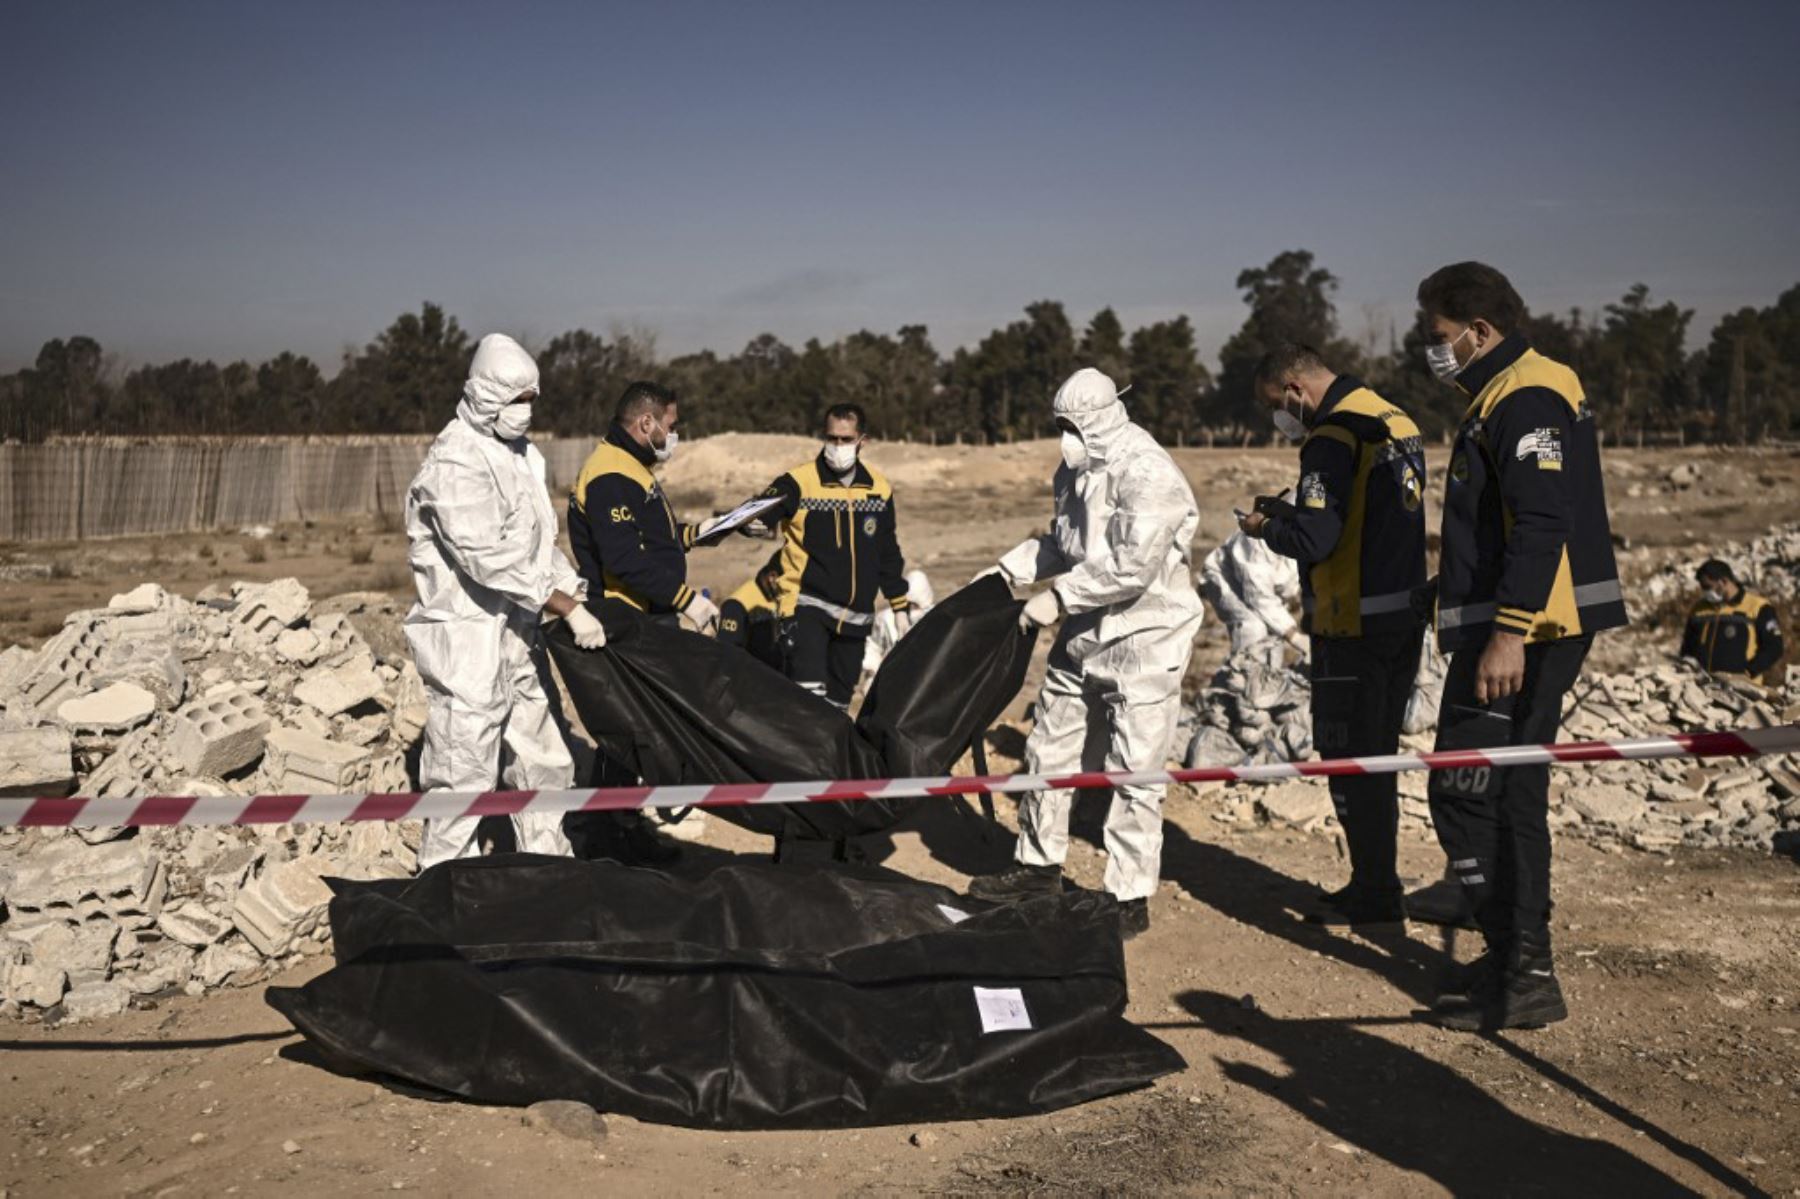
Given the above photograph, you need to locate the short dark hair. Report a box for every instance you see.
[822,402,866,434]
[1416,262,1527,334]
[615,380,675,424]
[1696,558,1737,585]
[1253,342,1329,388]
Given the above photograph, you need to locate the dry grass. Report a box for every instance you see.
[347,541,375,566]
[245,541,268,564]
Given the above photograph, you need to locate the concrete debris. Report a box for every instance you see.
[292,661,385,717]
[0,577,422,1023]
[0,726,74,797]
[168,687,271,776]
[57,682,156,734]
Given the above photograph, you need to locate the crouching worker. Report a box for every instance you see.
[403,334,606,870]
[965,368,1204,940]
[1681,558,1785,686]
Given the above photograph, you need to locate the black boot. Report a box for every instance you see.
[966,862,1062,903]
[1306,881,1406,927]
[1405,875,1480,930]
[1433,931,1566,1031]
[1118,898,1150,941]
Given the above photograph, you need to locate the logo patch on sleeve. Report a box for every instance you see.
[1515,428,1563,470]
[1299,472,1328,509]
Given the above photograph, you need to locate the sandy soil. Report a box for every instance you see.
[3,435,1799,1196]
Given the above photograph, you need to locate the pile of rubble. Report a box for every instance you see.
[1186,644,1800,856]
[1635,521,1800,611]
[0,579,424,1023]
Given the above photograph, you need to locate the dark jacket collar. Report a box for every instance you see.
[1312,374,1364,425]
[607,421,658,468]
[1455,334,1529,398]
[815,450,874,488]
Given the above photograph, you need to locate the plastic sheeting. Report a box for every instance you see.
[266,856,1184,1127]
[546,573,1036,842]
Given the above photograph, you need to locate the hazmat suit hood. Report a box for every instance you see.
[457,334,540,437]
[1052,368,1129,464]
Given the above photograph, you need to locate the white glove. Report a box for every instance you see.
[565,605,607,650]
[682,593,721,636]
[893,607,917,636]
[1019,588,1061,632]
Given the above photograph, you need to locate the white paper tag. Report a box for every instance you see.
[936,903,972,924]
[973,986,1032,1033]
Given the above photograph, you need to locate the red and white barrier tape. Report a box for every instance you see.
[4,723,1796,829]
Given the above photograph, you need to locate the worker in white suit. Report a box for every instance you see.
[965,368,1204,939]
[403,333,606,869]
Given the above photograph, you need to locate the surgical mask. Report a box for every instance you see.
[1425,328,1473,383]
[1060,430,1087,471]
[823,442,858,474]
[1270,390,1306,444]
[653,429,678,464]
[1701,587,1724,604]
[493,403,532,440]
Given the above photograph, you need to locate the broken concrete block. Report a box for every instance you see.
[274,627,323,665]
[293,661,384,716]
[0,943,68,1008]
[202,846,262,903]
[59,979,132,1022]
[168,687,270,776]
[15,920,120,987]
[264,726,373,792]
[3,840,163,924]
[123,942,196,996]
[194,939,263,987]
[0,726,74,797]
[57,682,156,734]
[232,855,336,956]
[157,901,233,947]
[231,577,311,639]
[82,725,161,800]
[1571,784,1650,827]
[1256,780,1334,829]
[108,582,170,613]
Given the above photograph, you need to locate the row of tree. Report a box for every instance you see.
[4,252,1796,443]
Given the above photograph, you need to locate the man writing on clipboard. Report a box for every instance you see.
[747,403,915,709]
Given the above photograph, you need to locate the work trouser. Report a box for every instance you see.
[1014,643,1183,902]
[1428,635,1591,947]
[783,606,866,710]
[1310,624,1424,893]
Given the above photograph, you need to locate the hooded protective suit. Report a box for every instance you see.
[403,334,583,868]
[997,369,1204,900]
[1200,531,1300,660]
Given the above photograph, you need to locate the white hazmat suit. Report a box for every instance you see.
[404,334,583,869]
[1200,531,1300,662]
[997,369,1204,901]
[861,569,936,679]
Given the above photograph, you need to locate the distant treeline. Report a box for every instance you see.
[4,250,1796,445]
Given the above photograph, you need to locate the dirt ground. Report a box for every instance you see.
[3,436,1799,1196]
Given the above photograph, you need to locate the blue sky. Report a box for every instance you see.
[3,0,1797,374]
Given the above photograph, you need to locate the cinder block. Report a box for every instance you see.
[3,841,162,923]
[157,901,233,947]
[232,855,335,956]
[0,726,74,797]
[264,726,374,791]
[231,577,311,639]
[168,687,270,776]
[57,681,156,734]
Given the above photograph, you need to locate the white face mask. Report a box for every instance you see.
[1270,390,1306,444]
[493,402,532,441]
[1701,587,1724,605]
[1060,430,1088,471]
[1425,327,1474,383]
[823,442,859,474]
[653,429,678,464]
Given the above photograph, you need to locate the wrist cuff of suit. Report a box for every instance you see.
[674,584,696,612]
[681,524,698,550]
[1493,605,1534,634]
[888,595,911,612]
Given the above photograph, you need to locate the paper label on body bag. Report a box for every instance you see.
[936,903,972,924]
[973,986,1032,1033]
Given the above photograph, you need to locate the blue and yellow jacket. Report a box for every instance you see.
[1435,336,1627,652]
[758,455,910,635]
[568,424,702,615]
[1263,375,1427,638]
[1681,589,1783,683]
